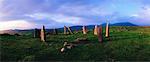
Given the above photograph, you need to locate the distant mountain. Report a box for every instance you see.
[59,22,138,31]
[0,29,34,35]
[111,22,137,26]
[67,22,138,31]
[0,22,138,34]
[101,22,137,26]
[0,30,18,34]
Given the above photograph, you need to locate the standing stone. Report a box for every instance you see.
[94,25,98,35]
[53,28,58,35]
[82,26,87,34]
[105,22,109,38]
[40,25,46,42]
[34,28,40,38]
[67,27,73,34]
[98,26,103,43]
[64,26,67,34]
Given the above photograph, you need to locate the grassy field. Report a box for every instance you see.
[1,26,150,61]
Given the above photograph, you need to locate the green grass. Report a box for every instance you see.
[1,26,150,61]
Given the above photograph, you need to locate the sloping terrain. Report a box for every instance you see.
[1,26,150,61]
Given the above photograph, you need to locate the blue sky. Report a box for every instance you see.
[0,0,150,30]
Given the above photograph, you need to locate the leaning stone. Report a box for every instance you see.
[67,26,73,34]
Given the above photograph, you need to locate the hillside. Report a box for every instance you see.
[1,26,150,61]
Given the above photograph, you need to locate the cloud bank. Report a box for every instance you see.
[0,0,150,30]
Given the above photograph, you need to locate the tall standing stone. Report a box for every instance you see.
[105,22,109,38]
[34,28,40,38]
[94,25,98,35]
[40,25,46,42]
[98,26,103,43]
[82,26,87,34]
[64,26,67,34]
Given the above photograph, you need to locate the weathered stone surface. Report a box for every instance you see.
[67,27,73,34]
[60,47,65,52]
[64,26,73,34]
[105,22,109,38]
[64,26,67,34]
[61,42,73,53]
[94,25,98,35]
[34,28,40,38]
[60,38,90,52]
[40,25,46,42]
[98,26,103,43]
[82,26,87,34]
[63,42,68,46]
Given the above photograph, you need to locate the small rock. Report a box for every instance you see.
[66,45,73,49]
[60,47,65,52]
[63,42,68,46]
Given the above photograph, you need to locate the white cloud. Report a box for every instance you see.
[131,6,150,19]
[50,14,84,24]
[130,6,150,25]
[0,20,35,30]
[140,6,150,18]
[27,13,87,25]
[57,5,112,16]
[0,0,150,28]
